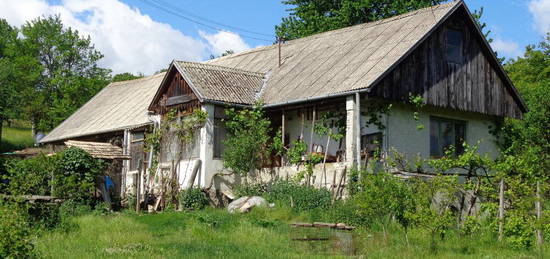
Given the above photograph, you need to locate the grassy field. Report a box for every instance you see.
[35,207,548,259]
[1,124,34,153]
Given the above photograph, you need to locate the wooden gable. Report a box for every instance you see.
[149,65,201,115]
[370,6,526,119]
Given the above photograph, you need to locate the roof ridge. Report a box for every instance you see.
[206,1,461,63]
[177,60,264,77]
[109,72,167,87]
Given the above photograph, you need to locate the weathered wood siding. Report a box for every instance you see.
[150,68,200,115]
[371,10,524,119]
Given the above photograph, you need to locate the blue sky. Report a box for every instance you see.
[1,0,548,74]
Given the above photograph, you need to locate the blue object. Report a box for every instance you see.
[105,175,115,191]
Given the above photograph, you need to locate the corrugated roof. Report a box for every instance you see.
[206,1,461,105]
[65,140,130,160]
[175,61,265,105]
[40,73,165,143]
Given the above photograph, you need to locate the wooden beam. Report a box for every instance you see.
[355,93,361,170]
[166,94,194,106]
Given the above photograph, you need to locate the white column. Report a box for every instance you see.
[199,104,215,188]
[345,95,357,166]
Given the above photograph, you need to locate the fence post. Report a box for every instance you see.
[536,181,543,246]
[136,158,142,213]
[498,178,505,242]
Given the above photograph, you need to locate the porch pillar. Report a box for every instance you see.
[199,104,215,188]
[345,95,358,167]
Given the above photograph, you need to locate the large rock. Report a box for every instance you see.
[227,196,269,213]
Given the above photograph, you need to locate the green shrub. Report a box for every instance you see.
[350,172,414,228]
[266,180,331,212]
[52,147,106,203]
[234,182,267,197]
[179,188,209,210]
[0,202,35,259]
[3,154,56,196]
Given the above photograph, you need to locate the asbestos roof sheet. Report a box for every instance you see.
[175,61,265,105]
[40,73,165,143]
[206,1,460,105]
[65,140,129,160]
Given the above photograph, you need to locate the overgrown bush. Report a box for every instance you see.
[179,188,209,210]
[266,180,331,212]
[349,172,415,228]
[52,147,106,203]
[0,202,35,259]
[2,154,56,195]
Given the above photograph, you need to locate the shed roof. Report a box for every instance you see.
[174,61,265,105]
[207,1,460,105]
[65,140,129,160]
[40,73,165,143]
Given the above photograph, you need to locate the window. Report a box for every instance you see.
[213,118,227,158]
[130,132,147,171]
[361,132,383,158]
[430,117,466,157]
[213,106,227,158]
[446,29,463,63]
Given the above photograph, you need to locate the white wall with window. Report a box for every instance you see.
[381,104,499,163]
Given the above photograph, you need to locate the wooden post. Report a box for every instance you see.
[300,109,305,140]
[536,181,543,246]
[498,178,505,242]
[355,93,361,171]
[281,110,285,166]
[309,105,316,153]
[136,158,142,213]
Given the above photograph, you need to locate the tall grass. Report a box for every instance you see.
[34,207,549,259]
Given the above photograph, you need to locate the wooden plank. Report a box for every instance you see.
[166,94,194,106]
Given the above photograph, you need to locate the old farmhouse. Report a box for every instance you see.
[40,1,526,200]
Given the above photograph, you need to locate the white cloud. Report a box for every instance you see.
[529,0,550,35]
[199,30,251,57]
[491,38,521,59]
[0,0,211,75]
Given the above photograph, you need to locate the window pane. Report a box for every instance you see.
[430,118,441,157]
[430,117,466,157]
[446,29,462,63]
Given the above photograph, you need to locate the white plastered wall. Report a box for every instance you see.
[361,103,500,163]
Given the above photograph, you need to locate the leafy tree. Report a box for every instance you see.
[503,34,550,173]
[111,72,144,83]
[18,15,110,133]
[222,102,274,177]
[276,0,445,40]
[0,19,22,148]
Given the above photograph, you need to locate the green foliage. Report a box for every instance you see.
[266,180,331,212]
[406,175,460,250]
[222,102,274,176]
[287,139,307,165]
[0,19,21,148]
[15,15,111,132]
[350,172,415,229]
[179,188,209,210]
[0,202,35,259]
[408,93,425,130]
[111,72,144,82]
[2,154,55,196]
[276,0,445,40]
[52,147,106,202]
[234,182,267,197]
[503,34,550,173]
